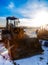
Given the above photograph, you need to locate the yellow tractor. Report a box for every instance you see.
[2,16,43,60]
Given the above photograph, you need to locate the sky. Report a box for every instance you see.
[0,0,48,27]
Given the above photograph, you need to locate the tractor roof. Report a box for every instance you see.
[6,16,18,20]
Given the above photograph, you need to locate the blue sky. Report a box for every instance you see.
[0,0,27,18]
[0,0,48,18]
[0,0,48,27]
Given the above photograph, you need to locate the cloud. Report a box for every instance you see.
[0,17,6,27]
[19,8,48,27]
[0,0,48,27]
[19,2,48,18]
[0,9,48,28]
[7,2,15,9]
[0,17,6,19]
[16,1,48,27]
[6,0,48,19]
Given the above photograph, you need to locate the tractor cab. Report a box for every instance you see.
[2,16,20,35]
[6,16,20,30]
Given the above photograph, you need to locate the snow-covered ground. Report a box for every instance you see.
[0,41,48,65]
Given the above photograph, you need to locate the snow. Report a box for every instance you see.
[4,60,13,65]
[0,41,48,65]
[0,43,13,65]
[0,54,13,65]
[0,56,13,65]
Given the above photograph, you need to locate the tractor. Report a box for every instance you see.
[2,16,43,60]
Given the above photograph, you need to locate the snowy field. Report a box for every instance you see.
[0,41,48,65]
